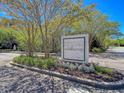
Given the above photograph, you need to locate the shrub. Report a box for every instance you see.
[58,62,70,69]
[77,64,95,73]
[93,64,113,74]
[78,65,83,71]
[82,64,95,73]
[92,47,106,53]
[41,58,57,69]
[13,55,57,69]
[38,60,43,68]
[69,64,77,71]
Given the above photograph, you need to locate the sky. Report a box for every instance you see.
[84,0,124,34]
[0,0,124,34]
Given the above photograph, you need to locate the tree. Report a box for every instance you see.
[0,0,120,54]
[0,26,17,49]
[0,0,87,57]
[0,0,42,56]
[70,9,120,50]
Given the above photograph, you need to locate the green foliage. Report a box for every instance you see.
[0,0,121,53]
[57,62,78,70]
[13,55,57,69]
[94,64,113,74]
[70,9,120,50]
[92,47,106,53]
[14,29,42,51]
[78,65,83,71]
[69,64,77,71]
[113,38,124,45]
[41,58,57,69]
[0,27,17,49]
[57,62,69,69]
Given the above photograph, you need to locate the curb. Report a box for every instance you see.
[10,62,124,90]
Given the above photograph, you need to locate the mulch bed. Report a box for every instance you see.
[12,61,124,82]
[49,67,124,82]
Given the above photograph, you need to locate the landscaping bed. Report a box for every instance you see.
[13,55,124,83]
[49,67,123,82]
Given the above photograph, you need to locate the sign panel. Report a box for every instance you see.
[61,34,89,63]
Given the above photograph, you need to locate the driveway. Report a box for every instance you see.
[0,53,20,66]
[90,47,124,71]
[108,47,124,52]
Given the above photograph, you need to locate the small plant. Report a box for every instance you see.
[92,47,106,53]
[78,65,83,71]
[55,62,62,67]
[42,62,48,69]
[61,62,70,69]
[78,64,95,73]
[13,55,57,69]
[93,64,113,74]
[69,64,77,71]
[41,58,56,69]
[89,64,95,73]
[38,61,43,68]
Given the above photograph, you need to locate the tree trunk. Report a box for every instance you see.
[27,51,33,57]
[44,43,50,58]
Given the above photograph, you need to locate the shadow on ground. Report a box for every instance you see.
[0,66,124,93]
[0,66,91,93]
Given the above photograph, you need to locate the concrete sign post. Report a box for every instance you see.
[61,34,89,63]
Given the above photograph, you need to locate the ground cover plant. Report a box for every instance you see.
[92,47,106,53]
[93,64,113,74]
[13,56,124,82]
[13,55,57,69]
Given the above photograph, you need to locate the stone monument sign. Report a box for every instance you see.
[61,34,89,63]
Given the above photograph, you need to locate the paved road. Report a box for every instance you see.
[90,47,124,71]
[0,53,20,66]
[108,47,124,52]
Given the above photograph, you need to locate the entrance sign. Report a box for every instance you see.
[61,34,89,63]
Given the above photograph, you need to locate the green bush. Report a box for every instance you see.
[93,64,113,74]
[40,58,57,69]
[92,47,106,53]
[13,55,57,69]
